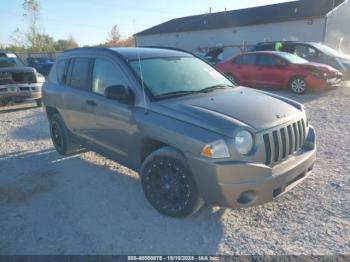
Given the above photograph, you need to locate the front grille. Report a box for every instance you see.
[263,119,306,166]
[11,71,36,84]
[19,87,30,91]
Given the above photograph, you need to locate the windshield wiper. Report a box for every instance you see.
[198,84,234,93]
[155,84,234,99]
[155,90,197,99]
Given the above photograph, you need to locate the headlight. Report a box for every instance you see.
[201,140,230,159]
[310,69,327,79]
[235,130,254,155]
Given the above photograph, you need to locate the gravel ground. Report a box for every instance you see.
[0,84,349,255]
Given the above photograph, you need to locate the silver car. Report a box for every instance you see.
[43,47,316,217]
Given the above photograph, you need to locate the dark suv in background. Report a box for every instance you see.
[252,41,350,79]
[26,57,55,76]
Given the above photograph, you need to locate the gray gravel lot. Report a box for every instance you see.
[0,84,349,255]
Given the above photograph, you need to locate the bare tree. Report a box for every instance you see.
[116,36,136,47]
[106,25,121,47]
[23,0,40,51]
[67,35,79,49]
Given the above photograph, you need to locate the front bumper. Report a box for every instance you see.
[0,83,42,101]
[306,75,342,90]
[187,126,316,208]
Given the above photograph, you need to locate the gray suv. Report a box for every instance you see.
[43,47,316,217]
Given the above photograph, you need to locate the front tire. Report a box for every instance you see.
[35,98,42,107]
[141,147,203,218]
[49,114,80,155]
[289,77,307,94]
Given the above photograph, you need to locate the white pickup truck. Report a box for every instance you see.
[0,51,45,106]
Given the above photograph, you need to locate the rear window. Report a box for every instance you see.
[67,58,91,90]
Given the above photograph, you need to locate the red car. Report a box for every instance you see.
[217,51,342,94]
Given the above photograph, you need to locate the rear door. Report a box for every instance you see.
[234,54,259,86]
[59,57,94,136]
[256,54,288,87]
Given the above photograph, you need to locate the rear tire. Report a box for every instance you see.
[49,114,80,155]
[141,147,204,218]
[289,77,307,94]
[35,98,42,107]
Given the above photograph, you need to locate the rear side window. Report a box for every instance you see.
[68,58,91,90]
[92,58,127,95]
[258,54,278,66]
[233,56,243,64]
[241,54,257,65]
[56,59,67,84]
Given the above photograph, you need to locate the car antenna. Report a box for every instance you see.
[134,20,148,114]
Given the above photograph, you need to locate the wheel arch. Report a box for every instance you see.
[45,106,60,121]
[140,138,186,163]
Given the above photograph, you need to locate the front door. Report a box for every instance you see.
[84,57,139,163]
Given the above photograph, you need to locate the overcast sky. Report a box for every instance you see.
[0,0,295,46]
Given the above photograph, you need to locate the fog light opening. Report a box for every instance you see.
[237,190,257,205]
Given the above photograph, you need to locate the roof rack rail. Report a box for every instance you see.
[143,46,195,56]
[63,47,111,53]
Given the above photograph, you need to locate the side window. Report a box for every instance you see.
[258,54,278,66]
[295,45,318,58]
[233,56,243,64]
[282,45,295,54]
[48,63,58,84]
[56,59,67,84]
[241,54,257,65]
[69,58,91,90]
[92,58,127,96]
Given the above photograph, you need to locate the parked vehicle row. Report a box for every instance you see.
[217,51,342,94]
[0,51,45,107]
[43,47,316,217]
[252,41,350,80]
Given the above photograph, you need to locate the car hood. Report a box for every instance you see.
[298,62,339,72]
[153,87,303,137]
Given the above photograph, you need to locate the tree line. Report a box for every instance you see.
[0,0,135,53]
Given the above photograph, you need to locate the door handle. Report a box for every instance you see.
[86,100,97,106]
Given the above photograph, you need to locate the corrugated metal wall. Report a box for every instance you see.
[136,18,326,59]
[325,0,350,54]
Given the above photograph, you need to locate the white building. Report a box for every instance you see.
[135,0,350,58]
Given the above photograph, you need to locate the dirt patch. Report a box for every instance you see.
[0,170,56,205]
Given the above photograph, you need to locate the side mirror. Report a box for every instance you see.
[105,85,133,103]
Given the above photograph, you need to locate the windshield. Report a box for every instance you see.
[312,43,341,57]
[0,53,25,68]
[129,56,233,98]
[278,52,309,64]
